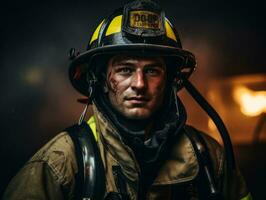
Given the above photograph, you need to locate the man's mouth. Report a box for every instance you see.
[124,96,149,104]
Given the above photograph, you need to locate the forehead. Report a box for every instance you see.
[108,54,165,67]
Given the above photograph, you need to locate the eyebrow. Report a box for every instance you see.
[113,60,165,69]
[144,63,165,69]
[112,59,137,66]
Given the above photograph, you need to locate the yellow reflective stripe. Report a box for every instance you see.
[165,19,177,42]
[91,17,177,42]
[87,116,98,142]
[105,15,122,36]
[89,19,105,45]
[241,193,253,200]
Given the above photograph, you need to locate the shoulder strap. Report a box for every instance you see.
[66,121,105,200]
[184,126,222,200]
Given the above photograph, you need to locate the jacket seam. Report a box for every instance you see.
[26,160,65,185]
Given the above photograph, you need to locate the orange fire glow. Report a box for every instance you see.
[233,86,266,117]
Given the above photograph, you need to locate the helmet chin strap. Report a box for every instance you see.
[78,103,89,125]
[78,72,98,125]
[172,83,180,118]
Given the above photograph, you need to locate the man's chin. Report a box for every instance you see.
[119,107,152,120]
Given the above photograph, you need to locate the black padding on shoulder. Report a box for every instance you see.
[184,126,222,199]
[65,122,105,200]
[66,124,85,200]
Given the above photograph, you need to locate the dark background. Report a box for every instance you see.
[1,0,266,199]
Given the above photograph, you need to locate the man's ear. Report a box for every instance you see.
[103,81,109,93]
[101,73,109,93]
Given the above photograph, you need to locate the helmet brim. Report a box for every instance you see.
[69,44,196,96]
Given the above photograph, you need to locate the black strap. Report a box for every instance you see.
[184,126,222,200]
[66,124,85,200]
[66,122,105,200]
[109,166,129,200]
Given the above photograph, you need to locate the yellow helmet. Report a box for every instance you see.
[69,0,196,96]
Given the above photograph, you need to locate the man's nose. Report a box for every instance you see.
[131,71,146,90]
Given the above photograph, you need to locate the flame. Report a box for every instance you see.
[207,118,222,144]
[208,118,217,132]
[233,86,266,117]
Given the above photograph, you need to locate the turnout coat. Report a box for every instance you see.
[3,105,251,200]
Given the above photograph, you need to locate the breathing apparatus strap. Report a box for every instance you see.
[182,79,235,170]
[66,122,105,200]
[182,78,236,200]
[184,126,222,200]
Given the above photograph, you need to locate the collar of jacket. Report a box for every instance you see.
[92,104,199,185]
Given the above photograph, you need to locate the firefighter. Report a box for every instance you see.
[3,0,252,199]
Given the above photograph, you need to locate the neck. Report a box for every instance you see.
[113,112,155,134]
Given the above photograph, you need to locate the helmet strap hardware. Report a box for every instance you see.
[78,103,89,125]
[172,82,180,118]
[68,48,80,60]
[77,72,99,125]
[86,72,99,103]
[78,79,97,125]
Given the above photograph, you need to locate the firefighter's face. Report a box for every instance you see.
[105,55,166,119]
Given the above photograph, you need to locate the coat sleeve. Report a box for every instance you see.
[2,132,78,200]
[3,161,65,200]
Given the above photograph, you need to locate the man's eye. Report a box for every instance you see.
[145,68,160,75]
[117,67,133,74]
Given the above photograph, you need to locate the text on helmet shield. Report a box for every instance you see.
[129,11,161,29]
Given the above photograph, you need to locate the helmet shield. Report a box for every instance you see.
[122,0,166,37]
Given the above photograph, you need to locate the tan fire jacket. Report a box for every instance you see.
[3,105,252,200]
